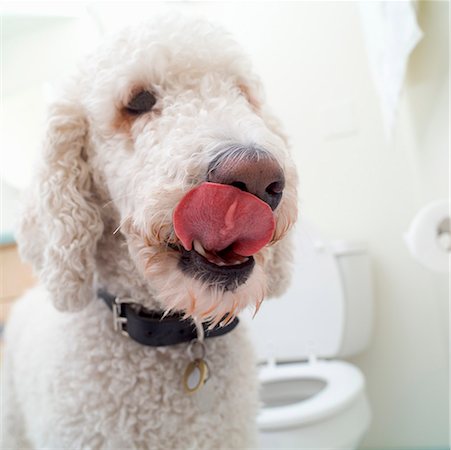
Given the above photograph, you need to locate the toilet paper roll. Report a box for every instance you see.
[404,200,450,273]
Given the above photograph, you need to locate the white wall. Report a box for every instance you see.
[3,2,449,448]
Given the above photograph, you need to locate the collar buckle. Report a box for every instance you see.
[112,297,134,337]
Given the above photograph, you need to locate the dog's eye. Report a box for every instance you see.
[126,91,157,114]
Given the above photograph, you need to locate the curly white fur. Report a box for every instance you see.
[2,16,298,449]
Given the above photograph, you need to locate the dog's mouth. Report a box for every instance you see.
[169,241,255,291]
[169,182,275,291]
[191,240,251,267]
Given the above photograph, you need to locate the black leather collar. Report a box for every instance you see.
[98,289,239,347]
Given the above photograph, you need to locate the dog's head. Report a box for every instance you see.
[18,17,298,323]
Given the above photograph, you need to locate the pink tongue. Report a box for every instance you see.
[173,182,275,257]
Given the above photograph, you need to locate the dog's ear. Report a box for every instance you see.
[17,94,104,312]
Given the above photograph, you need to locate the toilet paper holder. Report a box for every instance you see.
[437,217,451,252]
[404,200,450,273]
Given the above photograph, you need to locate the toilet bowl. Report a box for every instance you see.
[242,219,374,449]
[257,360,371,449]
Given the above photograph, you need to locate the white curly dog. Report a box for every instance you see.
[2,16,298,449]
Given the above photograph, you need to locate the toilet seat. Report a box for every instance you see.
[257,359,365,430]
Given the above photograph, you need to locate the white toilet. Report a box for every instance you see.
[242,220,373,449]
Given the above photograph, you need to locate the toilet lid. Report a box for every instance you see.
[257,360,365,430]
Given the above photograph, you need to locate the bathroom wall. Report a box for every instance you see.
[3,2,449,449]
[348,4,449,447]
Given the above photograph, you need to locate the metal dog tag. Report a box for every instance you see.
[183,358,209,394]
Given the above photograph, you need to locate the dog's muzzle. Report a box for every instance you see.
[173,147,285,290]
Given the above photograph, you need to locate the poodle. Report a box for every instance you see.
[2,16,298,449]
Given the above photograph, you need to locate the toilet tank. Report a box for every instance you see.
[331,240,373,358]
[242,220,373,363]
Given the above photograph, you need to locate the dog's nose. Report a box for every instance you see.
[207,151,285,210]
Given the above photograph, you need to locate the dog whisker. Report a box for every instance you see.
[187,289,197,315]
[252,297,264,319]
[220,299,238,326]
[199,301,219,319]
[102,193,133,209]
[221,311,235,327]
[207,315,223,331]
[113,215,132,235]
